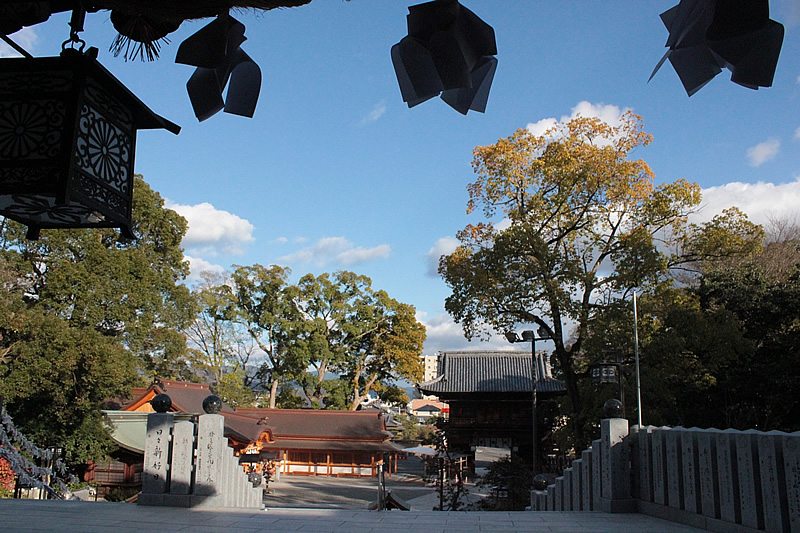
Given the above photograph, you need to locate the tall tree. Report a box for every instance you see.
[439,114,759,439]
[184,271,258,406]
[329,271,426,410]
[287,272,351,407]
[692,220,800,431]
[232,269,426,410]
[0,176,192,463]
[226,264,303,408]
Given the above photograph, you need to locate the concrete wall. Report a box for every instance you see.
[532,422,800,533]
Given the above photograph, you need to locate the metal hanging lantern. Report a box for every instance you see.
[0,28,179,239]
[590,363,619,385]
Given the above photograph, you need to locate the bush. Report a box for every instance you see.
[477,455,533,511]
[104,486,140,502]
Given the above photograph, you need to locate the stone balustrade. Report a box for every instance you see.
[532,420,800,533]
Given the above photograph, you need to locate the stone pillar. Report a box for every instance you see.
[581,449,593,511]
[535,490,547,511]
[697,429,720,519]
[783,433,800,533]
[665,428,684,510]
[651,428,667,505]
[546,484,555,511]
[563,468,572,511]
[591,439,602,510]
[635,426,654,503]
[758,431,790,533]
[554,476,563,511]
[222,451,234,507]
[571,459,582,511]
[716,429,741,525]
[735,430,763,530]
[142,412,174,495]
[170,421,195,496]
[599,416,635,512]
[194,413,225,504]
[681,428,702,515]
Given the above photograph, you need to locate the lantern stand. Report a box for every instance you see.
[590,350,626,417]
[0,3,180,240]
[505,326,552,476]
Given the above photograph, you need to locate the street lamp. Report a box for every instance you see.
[505,326,551,475]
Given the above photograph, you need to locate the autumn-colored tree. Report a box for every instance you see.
[439,113,760,441]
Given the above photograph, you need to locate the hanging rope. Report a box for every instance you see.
[0,404,78,498]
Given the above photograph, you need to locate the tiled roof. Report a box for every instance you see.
[121,378,235,414]
[257,439,403,453]
[233,408,393,441]
[153,379,235,414]
[417,351,566,395]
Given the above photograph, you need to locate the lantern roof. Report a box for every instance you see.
[1,48,180,135]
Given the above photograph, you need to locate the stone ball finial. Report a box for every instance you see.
[533,474,548,491]
[603,398,624,418]
[150,393,172,413]
[202,394,223,414]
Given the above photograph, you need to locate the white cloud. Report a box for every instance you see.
[527,101,629,135]
[165,200,255,257]
[526,101,631,144]
[278,236,390,268]
[425,236,460,276]
[271,237,288,244]
[0,28,38,58]
[495,218,512,232]
[360,101,386,125]
[419,312,520,352]
[338,244,391,265]
[794,127,800,140]
[184,255,226,284]
[696,177,800,226]
[526,117,559,138]
[747,138,780,167]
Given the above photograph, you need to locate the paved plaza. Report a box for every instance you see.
[0,498,706,532]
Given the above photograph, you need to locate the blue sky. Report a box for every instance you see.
[4,1,800,354]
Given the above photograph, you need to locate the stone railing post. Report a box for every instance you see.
[599,399,635,513]
[139,394,174,505]
[138,393,262,509]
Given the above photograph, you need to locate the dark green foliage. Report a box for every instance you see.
[583,235,800,434]
[103,486,140,502]
[477,455,533,511]
[0,176,191,465]
[274,388,306,409]
[392,413,436,443]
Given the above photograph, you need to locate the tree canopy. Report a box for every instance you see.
[0,176,192,464]
[191,267,426,410]
[439,113,761,442]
